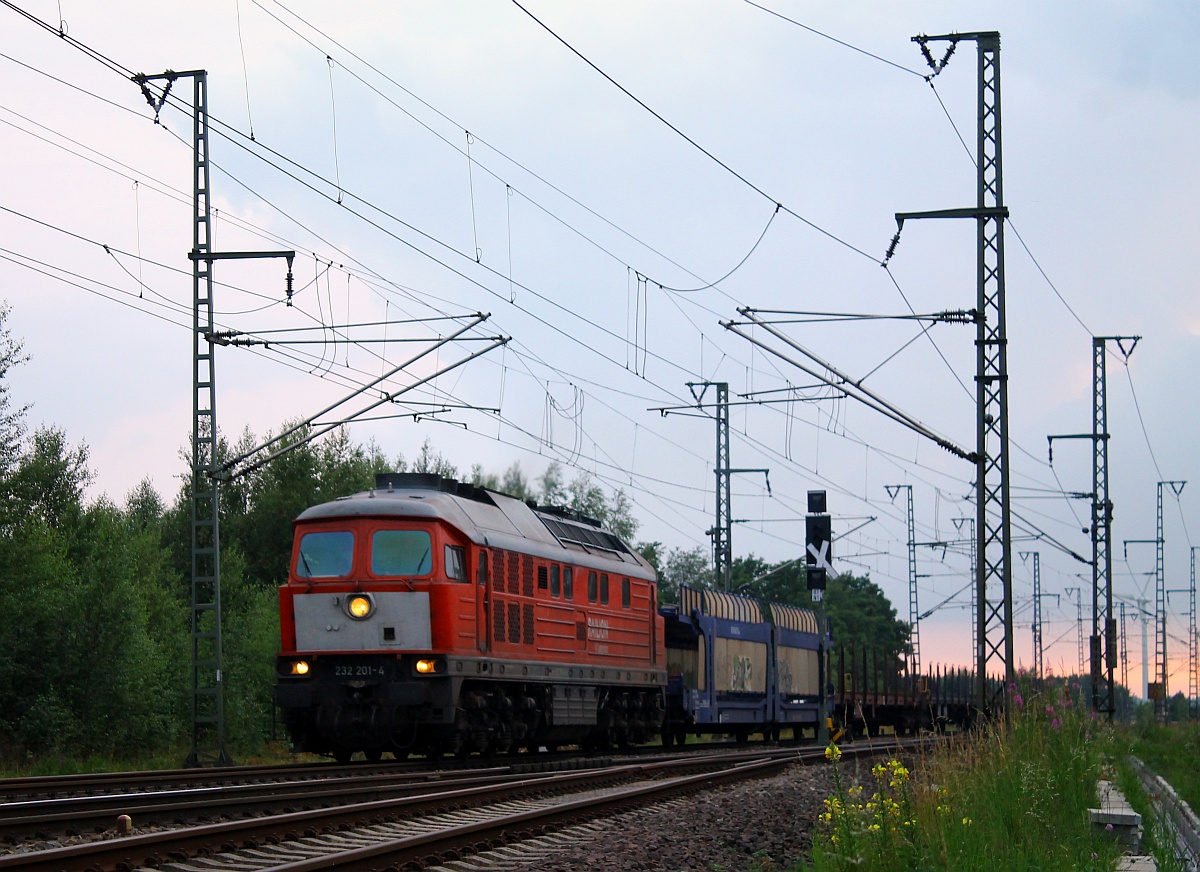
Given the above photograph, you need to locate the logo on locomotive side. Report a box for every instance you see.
[586,617,610,641]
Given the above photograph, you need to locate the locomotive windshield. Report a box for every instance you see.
[371,529,433,576]
[295,531,354,578]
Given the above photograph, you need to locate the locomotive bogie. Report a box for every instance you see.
[276,650,665,758]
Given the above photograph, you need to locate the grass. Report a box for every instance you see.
[1126,717,1200,813]
[794,679,1125,871]
[1112,755,1185,872]
[0,741,317,778]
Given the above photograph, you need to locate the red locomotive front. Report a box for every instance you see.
[275,472,666,760]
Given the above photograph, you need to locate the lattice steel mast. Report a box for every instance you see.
[1065,585,1085,675]
[1019,552,1044,680]
[674,382,768,591]
[898,32,1013,713]
[1192,548,1198,717]
[887,485,919,676]
[134,70,294,765]
[711,382,731,589]
[1048,336,1137,719]
[1126,481,1186,720]
[954,517,977,663]
[1088,338,1134,718]
[1155,482,1186,719]
[1120,601,1129,699]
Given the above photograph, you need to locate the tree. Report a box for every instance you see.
[412,437,457,477]
[0,302,28,484]
[635,540,662,574]
[124,477,166,533]
[822,572,910,664]
[657,545,714,605]
[538,462,567,507]
[468,460,533,501]
[500,462,532,500]
[5,426,91,534]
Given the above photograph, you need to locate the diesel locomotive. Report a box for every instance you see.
[274,472,667,761]
[274,472,828,761]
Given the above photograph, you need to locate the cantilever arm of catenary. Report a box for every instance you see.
[722,311,974,462]
[215,314,507,481]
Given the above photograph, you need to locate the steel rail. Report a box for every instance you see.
[0,766,525,840]
[0,753,786,871]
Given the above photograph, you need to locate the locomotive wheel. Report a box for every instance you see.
[673,727,687,746]
[364,749,383,763]
[333,749,353,764]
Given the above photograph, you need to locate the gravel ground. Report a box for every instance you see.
[503,758,855,872]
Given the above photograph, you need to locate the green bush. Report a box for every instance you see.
[802,679,1121,871]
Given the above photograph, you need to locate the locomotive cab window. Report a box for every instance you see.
[370,529,433,576]
[564,566,574,599]
[477,550,489,586]
[600,573,609,605]
[588,571,598,603]
[550,565,561,597]
[621,577,630,608]
[445,545,466,581]
[295,530,354,578]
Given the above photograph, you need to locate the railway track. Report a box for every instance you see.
[0,759,473,802]
[0,740,918,871]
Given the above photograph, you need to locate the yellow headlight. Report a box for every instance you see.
[415,658,439,674]
[347,594,373,619]
[291,660,310,676]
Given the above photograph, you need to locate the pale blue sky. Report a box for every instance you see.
[1,1,1196,680]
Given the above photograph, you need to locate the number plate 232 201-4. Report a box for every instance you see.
[333,663,387,679]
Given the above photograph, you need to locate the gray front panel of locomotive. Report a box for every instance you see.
[294,592,432,650]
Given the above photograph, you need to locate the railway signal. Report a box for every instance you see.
[806,490,833,601]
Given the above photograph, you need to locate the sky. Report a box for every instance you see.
[1,1,1198,686]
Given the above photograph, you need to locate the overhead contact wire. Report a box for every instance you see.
[508,0,882,265]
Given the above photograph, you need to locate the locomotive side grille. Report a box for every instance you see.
[523,603,534,644]
[507,550,519,594]
[508,603,521,643]
[494,598,505,641]
[522,554,534,597]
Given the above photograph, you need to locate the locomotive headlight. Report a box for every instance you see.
[415,658,442,674]
[345,594,375,620]
[290,660,310,676]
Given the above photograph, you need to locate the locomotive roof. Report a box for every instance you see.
[295,472,655,577]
